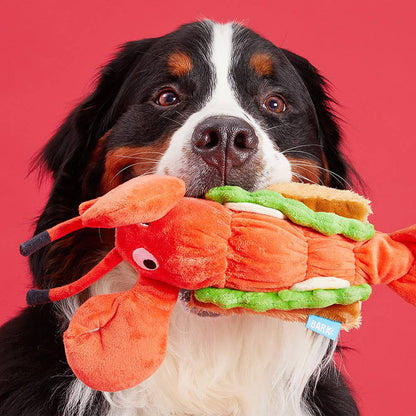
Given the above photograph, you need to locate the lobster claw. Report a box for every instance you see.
[63,281,179,392]
[79,175,186,228]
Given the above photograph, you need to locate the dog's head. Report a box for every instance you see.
[31,21,348,288]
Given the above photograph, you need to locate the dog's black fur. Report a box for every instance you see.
[0,21,359,415]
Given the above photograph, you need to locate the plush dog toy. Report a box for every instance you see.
[21,175,416,392]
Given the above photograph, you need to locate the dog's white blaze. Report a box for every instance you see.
[157,21,292,187]
[206,22,237,114]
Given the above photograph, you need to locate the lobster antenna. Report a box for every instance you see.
[26,248,123,305]
[20,216,84,257]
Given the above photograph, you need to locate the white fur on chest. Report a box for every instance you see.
[62,261,335,416]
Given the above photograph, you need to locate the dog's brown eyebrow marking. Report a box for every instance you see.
[249,53,274,77]
[167,52,193,77]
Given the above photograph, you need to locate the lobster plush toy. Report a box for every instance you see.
[21,175,416,392]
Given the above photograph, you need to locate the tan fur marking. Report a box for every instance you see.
[82,131,111,195]
[249,53,274,77]
[101,139,171,193]
[321,152,331,186]
[288,157,323,184]
[168,52,193,77]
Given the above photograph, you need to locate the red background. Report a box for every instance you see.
[1,0,415,414]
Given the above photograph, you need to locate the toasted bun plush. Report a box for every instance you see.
[189,295,362,331]
[267,182,372,222]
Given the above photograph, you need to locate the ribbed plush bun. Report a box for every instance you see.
[189,295,362,331]
[267,183,372,222]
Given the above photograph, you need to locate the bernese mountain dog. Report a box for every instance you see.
[0,20,360,416]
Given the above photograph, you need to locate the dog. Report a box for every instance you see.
[0,20,360,415]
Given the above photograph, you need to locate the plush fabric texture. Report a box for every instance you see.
[267,182,372,222]
[194,284,372,311]
[205,186,375,241]
[64,279,179,392]
[49,248,123,302]
[388,225,416,305]
[188,296,363,331]
[22,175,416,392]
[79,174,186,228]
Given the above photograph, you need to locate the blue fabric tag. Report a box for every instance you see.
[306,315,341,340]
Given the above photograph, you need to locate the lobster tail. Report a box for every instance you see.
[388,225,416,306]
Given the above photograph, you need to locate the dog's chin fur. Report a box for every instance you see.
[59,261,336,416]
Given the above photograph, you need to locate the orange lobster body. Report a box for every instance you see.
[113,197,414,295]
[22,175,416,391]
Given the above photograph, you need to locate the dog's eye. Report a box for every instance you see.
[155,89,179,106]
[263,95,287,113]
[132,248,159,270]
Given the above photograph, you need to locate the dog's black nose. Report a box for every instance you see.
[191,116,259,176]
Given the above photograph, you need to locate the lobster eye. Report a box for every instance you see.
[132,248,159,270]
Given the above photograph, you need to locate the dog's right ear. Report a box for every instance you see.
[30,38,158,288]
[36,38,157,181]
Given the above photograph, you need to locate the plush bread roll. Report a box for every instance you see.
[267,182,372,222]
[189,295,362,331]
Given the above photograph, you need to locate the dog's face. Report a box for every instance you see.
[79,20,346,194]
[100,21,338,197]
[32,20,347,288]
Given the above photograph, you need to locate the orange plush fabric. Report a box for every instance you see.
[388,225,416,305]
[116,204,415,295]
[64,279,179,392]
[79,174,186,228]
[22,175,416,392]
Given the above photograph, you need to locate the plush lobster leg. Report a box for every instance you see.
[63,279,180,392]
[20,216,84,257]
[26,248,123,305]
[356,225,416,306]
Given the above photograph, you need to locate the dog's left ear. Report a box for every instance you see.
[282,50,350,190]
